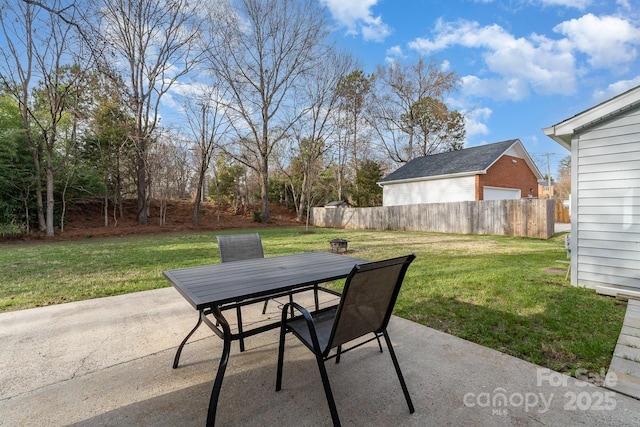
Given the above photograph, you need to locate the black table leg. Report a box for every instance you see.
[173,309,204,369]
[236,306,245,352]
[206,305,231,427]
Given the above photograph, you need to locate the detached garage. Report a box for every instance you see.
[544,85,640,298]
[378,139,543,206]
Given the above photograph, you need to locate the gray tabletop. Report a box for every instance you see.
[164,252,371,310]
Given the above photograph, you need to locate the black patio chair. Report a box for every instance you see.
[172,233,263,364]
[217,233,330,351]
[218,232,327,315]
[215,233,266,351]
[217,232,264,263]
[276,254,416,426]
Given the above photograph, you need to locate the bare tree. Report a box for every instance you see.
[555,155,571,202]
[336,70,372,184]
[84,75,135,227]
[182,86,232,226]
[369,57,460,163]
[19,0,80,28]
[206,0,331,222]
[147,131,191,225]
[329,106,350,201]
[289,51,354,222]
[0,0,85,236]
[98,0,203,224]
[1,1,44,232]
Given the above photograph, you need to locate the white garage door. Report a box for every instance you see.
[483,186,521,200]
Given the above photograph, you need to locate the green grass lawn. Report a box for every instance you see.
[0,227,626,377]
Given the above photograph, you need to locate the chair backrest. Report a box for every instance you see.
[217,233,264,263]
[326,254,416,353]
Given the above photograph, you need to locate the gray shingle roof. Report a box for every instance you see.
[379,139,519,183]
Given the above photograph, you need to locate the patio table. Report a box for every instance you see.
[163,251,371,426]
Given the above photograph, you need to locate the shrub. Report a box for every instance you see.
[0,222,24,237]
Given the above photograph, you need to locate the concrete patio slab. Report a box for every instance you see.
[1,287,639,426]
[607,298,640,400]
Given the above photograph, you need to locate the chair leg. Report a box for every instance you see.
[261,299,269,315]
[315,352,341,426]
[382,330,414,413]
[336,333,381,364]
[276,324,287,391]
[375,332,383,353]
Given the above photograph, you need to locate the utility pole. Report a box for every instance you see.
[545,153,552,198]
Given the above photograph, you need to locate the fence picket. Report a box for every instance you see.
[312,199,555,239]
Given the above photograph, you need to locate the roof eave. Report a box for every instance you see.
[543,85,640,149]
[516,142,545,180]
[542,126,572,150]
[378,170,482,186]
[484,139,544,180]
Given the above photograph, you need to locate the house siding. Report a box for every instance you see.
[477,155,539,200]
[574,105,640,290]
[382,175,476,206]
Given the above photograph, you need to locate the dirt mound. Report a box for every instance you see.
[12,199,299,242]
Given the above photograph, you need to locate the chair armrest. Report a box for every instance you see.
[281,302,325,354]
[281,301,312,323]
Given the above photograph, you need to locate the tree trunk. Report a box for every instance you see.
[193,179,203,227]
[260,166,270,222]
[337,162,343,201]
[116,153,123,219]
[136,138,148,224]
[32,149,46,232]
[46,159,54,237]
[297,173,308,223]
[104,190,109,227]
[23,198,30,234]
[193,156,207,227]
[260,130,270,222]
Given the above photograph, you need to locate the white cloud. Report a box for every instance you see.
[461,75,531,100]
[386,45,404,57]
[462,106,492,138]
[385,45,405,64]
[536,0,592,10]
[554,14,640,69]
[320,0,391,42]
[617,0,632,10]
[409,19,576,100]
[592,76,640,102]
[170,81,208,98]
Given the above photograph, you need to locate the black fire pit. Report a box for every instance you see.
[329,238,349,253]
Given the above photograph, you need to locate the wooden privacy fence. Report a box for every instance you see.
[311,199,555,239]
[555,201,570,223]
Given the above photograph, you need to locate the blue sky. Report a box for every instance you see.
[319,0,640,178]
